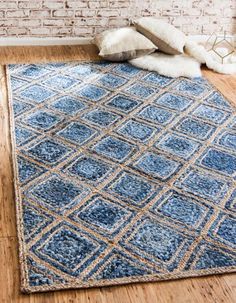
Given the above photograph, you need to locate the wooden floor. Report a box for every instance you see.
[0,45,235,303]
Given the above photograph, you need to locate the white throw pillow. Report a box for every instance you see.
[93,27,157,61]
[134,17,186,55]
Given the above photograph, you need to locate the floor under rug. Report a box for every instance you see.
[7,61,236,293]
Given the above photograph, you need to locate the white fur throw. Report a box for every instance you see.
[185,40,236,75]
[129,52,202,78]
[129,40,236,78]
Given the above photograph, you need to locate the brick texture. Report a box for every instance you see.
[0,0,235,37]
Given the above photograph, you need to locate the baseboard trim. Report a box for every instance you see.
[0,35,234,46]
[0,35,208,46]
[0,37,92,46]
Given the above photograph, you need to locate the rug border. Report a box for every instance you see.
[5,64,31,293]
[5,62,236,294]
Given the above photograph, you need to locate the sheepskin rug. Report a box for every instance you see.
[129,40,236,78]
[185,40,236,75]
[129,52,202,78]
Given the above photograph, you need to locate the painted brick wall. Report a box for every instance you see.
[0,0,235,38]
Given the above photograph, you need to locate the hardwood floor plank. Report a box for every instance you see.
[202,68,236,106]
[0,66,17,238]
[0,45,99,64]
[0,45,235,303]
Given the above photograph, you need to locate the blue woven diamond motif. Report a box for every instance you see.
[57,122,97,145]
[196,148,236,176]
[94,254,152,280]
[142,73,173,87]
[8,61,236,292]
[15,125,38,146]
[175,167,230,203]
[26,175,88,214]
[31,223,107,276]
[125,83,156,98]
[50,96,86,115]
[225,189,236,212]
[184,241,236,271]
[229,117,236,130]
[64,154,113,184]
[117,119,157,142]
[174,79,208,97]
[17,64,50,79]
[104,171,161,207]
[106,94,141,113]
[82,109,121,127]
[43,75,80,90]
[17,156,47,184]
[151,190,212,228]
[23,203,54,242]
[11,77,29,91]
[19,84,56,103]
[70,195,134,238]
[113,63,141,76]
[155,133,200,160]
[134,151,182,181]
[24,138,73,166]
[215,130,236,151]
[208,213,236,247]
[23,110,61,131]
[76,84,109,102]
[138,105,176,125]
[155,92,192,111]
[130,220,185,262]
[93,136,135,162]
[13,99,33,116]
[69,64,100,79]
[204,91,232,111]
[87,248,155,280]
[26,257,66,287]
[121,216,194,268]
[191,104,229,124]
[40,229,94,269]
[173,117,216,140]
[97,74,127,89]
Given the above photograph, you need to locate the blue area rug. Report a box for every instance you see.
[7,61,236,293]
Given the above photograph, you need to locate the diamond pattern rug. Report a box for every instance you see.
[7,61,236,293]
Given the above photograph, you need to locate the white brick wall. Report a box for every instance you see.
[0,0,235,37]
